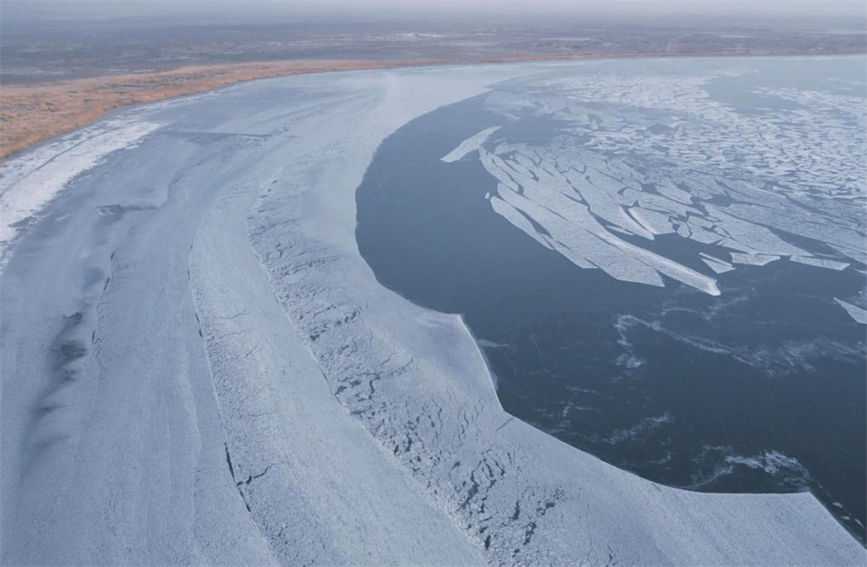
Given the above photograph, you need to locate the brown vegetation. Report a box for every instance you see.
[0,58,440,160]
[3,47,864,161]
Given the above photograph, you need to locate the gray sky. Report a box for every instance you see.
[7,0,866,19]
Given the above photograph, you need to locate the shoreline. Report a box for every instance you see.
[2,47,864,163]
[240,66,865,563]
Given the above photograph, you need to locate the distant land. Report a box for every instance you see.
[1,13,864,160]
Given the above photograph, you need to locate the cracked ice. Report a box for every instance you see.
[443,68,865,300]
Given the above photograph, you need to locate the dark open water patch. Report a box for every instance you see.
[356,67,866,541]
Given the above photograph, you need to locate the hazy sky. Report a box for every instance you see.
[7,0,866,18]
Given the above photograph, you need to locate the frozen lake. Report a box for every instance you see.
[357,55,867,539]
[2,58,864,565]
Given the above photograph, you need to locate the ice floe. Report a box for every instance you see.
[790,255,850,271]
[700,252,736,274]
[730,252,781,266]
[834,298,867,324]
[441,126,501,162]
[445,62,866,304]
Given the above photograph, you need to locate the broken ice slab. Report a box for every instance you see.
[627,207,676,236]
[441,127,501,163]
[496,179,721,295]
[489,195,555,252]
[655,179,693,205]
[704,206,808,257]
[699,253,736,274]
[496,180,666,281]
[730,252,780,266]
[789,256,850,271]
[834,298,867,324]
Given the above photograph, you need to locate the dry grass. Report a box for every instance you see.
[4,48,861,161]
[0,58,440,160]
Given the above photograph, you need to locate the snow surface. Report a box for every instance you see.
[0,118,161,268]
[1,61,864,566]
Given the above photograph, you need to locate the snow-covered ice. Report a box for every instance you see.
[0,118,161,267]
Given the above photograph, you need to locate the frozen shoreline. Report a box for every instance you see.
[1,62,864,565]
[240,65,865,563]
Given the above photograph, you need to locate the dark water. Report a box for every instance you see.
[356,61,867,540]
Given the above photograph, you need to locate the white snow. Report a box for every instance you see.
[0,118,161,268]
